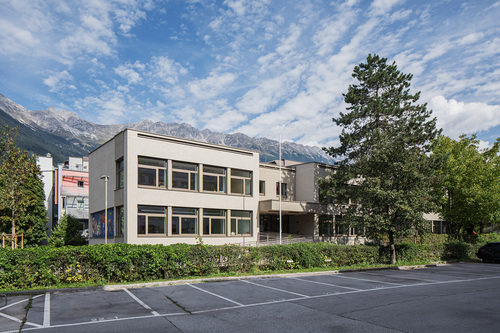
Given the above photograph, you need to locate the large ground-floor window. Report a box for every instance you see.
[231,210,252,235]
[172,207,198,235]
[203,209,226,235]
[138,205,166,235]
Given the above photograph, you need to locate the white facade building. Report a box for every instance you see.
[89,129,260,245]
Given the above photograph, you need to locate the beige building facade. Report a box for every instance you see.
[89,129,260,246]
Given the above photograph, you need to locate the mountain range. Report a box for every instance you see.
[0,93,335,165]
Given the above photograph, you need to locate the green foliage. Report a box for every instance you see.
[49,214,86,247]
[322,54,441,264]
[0,240,485,291]
[0,126,47,246]
[431,134,500,241]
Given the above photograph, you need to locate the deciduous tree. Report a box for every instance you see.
[0,126,47,247]
[322,54,441,264]
[431,134,500,241]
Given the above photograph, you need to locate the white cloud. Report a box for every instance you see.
[114,63,143,85]
[429,95,500,139]
[149,56,188,85]
[0,19,39,54]
[188,72,237,99]
[43,70,74,92]
[369,0,404,16]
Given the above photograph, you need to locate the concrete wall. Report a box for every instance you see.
[258,163,295,201]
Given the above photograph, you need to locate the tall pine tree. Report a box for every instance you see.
[323,54,441,264]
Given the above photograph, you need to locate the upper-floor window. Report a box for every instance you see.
[172,207,198,235]
[172,161,198,191]
[259,181,265,195]
[137,205,166,235]
[203,209,226,235]
[203,165,226,193]
[116,158,124,189]
[138,157,166,188]
[276,182,287,198]
[77,180,84,188]
[231,169,252,195]
[77,199,85,210]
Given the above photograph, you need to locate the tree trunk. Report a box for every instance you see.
[389,230,396,265]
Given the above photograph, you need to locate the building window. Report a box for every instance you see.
[259,181,265,195]
[77,180,84,188]
[230,169,252,195]
[276,182,287,198]
[77,199,85,210]
[172,207,198,235]
[116,158,124,189]
[137,205,166,235]
[231,210,252,235]
[138,157,167,188]
[203,209,226,235]
[334,215,348,235]
[172,161,198,191]
[319,215,333,236]
[432,220,448,234]
[203,165,226,193]
[116,206,124,237]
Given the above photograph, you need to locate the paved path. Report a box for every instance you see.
[1,263,499,332]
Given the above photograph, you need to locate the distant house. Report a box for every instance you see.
[36,155,90,235]
[88,129,370,246]
[55,157,89,230]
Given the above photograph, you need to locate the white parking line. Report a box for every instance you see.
[362,271,439,283]
[331,273,405,286]
[241,279,309,297]
[188,284,243,306]
[0,294,43,311]
[123,288,160,316]
[0,311,43,329]
[43,293,50,327]
[286,276,363,291]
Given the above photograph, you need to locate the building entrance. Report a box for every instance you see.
[260,214,289,233]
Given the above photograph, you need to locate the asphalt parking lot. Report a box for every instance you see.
[1,263,499,332]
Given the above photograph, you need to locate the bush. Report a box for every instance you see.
[0,239,481,292]
[49,214,86,247]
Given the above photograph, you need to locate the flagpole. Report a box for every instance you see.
[279,135,282,245]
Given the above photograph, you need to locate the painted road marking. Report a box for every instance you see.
[286,276,363,291]
[241,279,309,297]
[43,293,50,327]
[123,288,160,316]
[188,284,243,306]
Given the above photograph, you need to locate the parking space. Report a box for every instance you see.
[2,263,500,332]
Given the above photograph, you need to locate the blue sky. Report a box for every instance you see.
[1,0,499,149]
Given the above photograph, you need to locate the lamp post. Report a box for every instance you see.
[279,135,282,245]
[100,175,109,244]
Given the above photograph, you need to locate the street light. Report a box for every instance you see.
[100,175,109,244]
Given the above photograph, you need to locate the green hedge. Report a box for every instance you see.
[0,241,481,291]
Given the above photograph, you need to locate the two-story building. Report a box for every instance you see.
[88,129,368,246]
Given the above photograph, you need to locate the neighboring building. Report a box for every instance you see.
[36,154,55,236]
[55,157,89,230]
[88,129,364,246]
[36,155,90,236]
